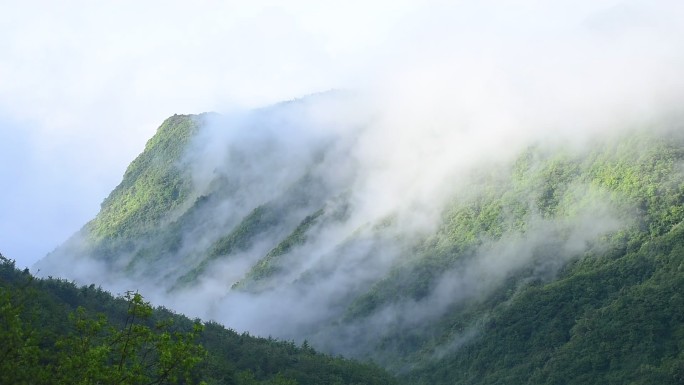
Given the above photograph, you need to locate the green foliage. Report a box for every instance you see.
[33,111,684,385]
[385,131,684,384]
[89,114,203,241]
[208,206,280,259]
[0,255,398,385]
[176,204,286,287]
[200,322,398,385]
[177,173,328,288]
[0,277,42,385]
[239,208,324,288]
[52,292,206,385]
[337,129,684,381]
[1,254,206,385]
[406,222,684,385]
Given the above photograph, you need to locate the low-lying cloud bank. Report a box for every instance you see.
[32,0,684,364]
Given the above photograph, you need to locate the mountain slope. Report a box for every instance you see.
[35,96,684,384]
[1,254,398,385]
[405,220,684,384]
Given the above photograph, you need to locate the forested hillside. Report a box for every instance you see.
[1,254,398,384]
[408,220,684,384]
[34,97,684,384]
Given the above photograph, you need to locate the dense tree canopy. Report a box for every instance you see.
[0,254,398,385]
[31,110,684,385]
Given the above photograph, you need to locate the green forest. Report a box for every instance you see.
[352,130,684,384]
[0,255,398,385]
[27,111,684,384]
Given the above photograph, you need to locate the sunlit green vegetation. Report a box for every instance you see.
[0,255,399,385]
[359,130,684,383]
[37,109,684,385]
[89,115,202,241]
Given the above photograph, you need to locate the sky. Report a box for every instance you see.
[0,0,422,268]
[1,0,684,269]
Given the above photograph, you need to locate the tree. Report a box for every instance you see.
[54,291,206,385]
[0,258,207,385]
[0,287,42,385]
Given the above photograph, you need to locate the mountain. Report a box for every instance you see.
[36,94,684,384]
[1,254,397,385]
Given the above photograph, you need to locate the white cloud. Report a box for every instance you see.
[1,0,683,271]
[0,0,420,266]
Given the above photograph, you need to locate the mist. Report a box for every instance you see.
[24,0,684,367]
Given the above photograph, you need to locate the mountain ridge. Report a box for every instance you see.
[1,254,399,385]
[35,97,684,384]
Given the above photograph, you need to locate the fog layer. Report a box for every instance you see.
[33,0,684,365]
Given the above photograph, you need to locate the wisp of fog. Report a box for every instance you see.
[33,0,684,363]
